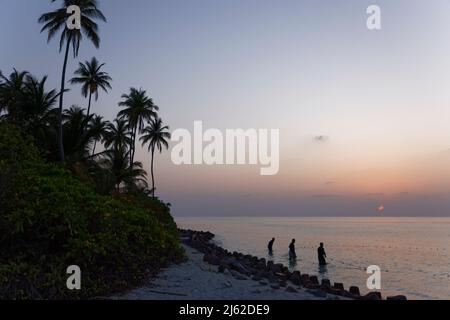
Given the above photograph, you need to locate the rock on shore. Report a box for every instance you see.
[112,244,339,300]
[112,229,396,300]
[179,230,373,300]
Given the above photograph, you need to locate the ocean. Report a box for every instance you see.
[176,217,450,300]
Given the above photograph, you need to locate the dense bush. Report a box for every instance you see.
[0,122,183,299]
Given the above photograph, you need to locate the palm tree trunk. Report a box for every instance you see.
[92,140,97,156]
[129,128,134,168]
[57,36,72,162]
[151,146,155,197]
[87,90,93,117]
[133,125,138,164]
[130,124,137,167]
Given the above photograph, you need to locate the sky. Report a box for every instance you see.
[1,0,450,216]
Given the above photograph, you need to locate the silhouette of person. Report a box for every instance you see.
[268,238,275,254]
[318,242,327,266]
[289,239,297,261]
[289,257,297,269]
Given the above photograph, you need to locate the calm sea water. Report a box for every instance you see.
[176,217,450,300]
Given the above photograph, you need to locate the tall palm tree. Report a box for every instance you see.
[118,88,158,168]
[140,118,170,196]
[39,0,106,161]
[103,118,132,153]
[89,114,109,156]
[70,57,112,117]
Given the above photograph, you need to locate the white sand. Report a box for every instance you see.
[112,245,342,300]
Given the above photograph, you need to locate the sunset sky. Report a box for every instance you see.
[2,0,450,216]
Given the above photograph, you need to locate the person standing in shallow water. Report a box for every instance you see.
[268,238,275,254]
[289,239,297,261]
[318,242,327,266]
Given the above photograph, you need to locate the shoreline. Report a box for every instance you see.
[113,244,339,300]
[113,230,407,300]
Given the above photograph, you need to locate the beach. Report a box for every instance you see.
[111,230,395,301]
[113,244,343,300]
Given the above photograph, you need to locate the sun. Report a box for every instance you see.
[378,204,385,213]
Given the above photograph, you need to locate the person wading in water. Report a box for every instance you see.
[289,239,297,261]
[268,238,275,254]
[318,242,327,266]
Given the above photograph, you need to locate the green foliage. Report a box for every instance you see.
[0,123,183,299]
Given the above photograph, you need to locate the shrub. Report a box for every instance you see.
[0,122,183,299]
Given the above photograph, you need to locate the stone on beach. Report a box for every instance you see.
[362,292,383,300]
[309,276,319,285]
[174,229,384,300]
[387,295,407,300]
[321,279,331,288]
[301,274,311,286]
[290,271,302,285]
[349,286,360,296]
[334,283,345,291]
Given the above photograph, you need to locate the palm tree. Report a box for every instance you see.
[118,88,159,168]
[20,75,60,124]
[0,70,62,159]
[19,75,60,148]
[70,57,112,117]
[140,118,170,196]
[1,72,58,130]
[0,69,29,116]
[99,117,149,193]
[103,118,132,153]
[39,0,106,161]
[89,114,109,156]
[99,145,147,193]
[62,105,96,163]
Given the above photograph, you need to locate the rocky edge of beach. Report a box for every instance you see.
[113,229,407,300]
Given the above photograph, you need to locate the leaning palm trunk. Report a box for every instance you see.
[130,124,138,169]
[151,146,155,196]
[130,125,136,169]
[87,90,93,117]
[132,131,136,165]
[92,140,97,156]
[57,35,72,162]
